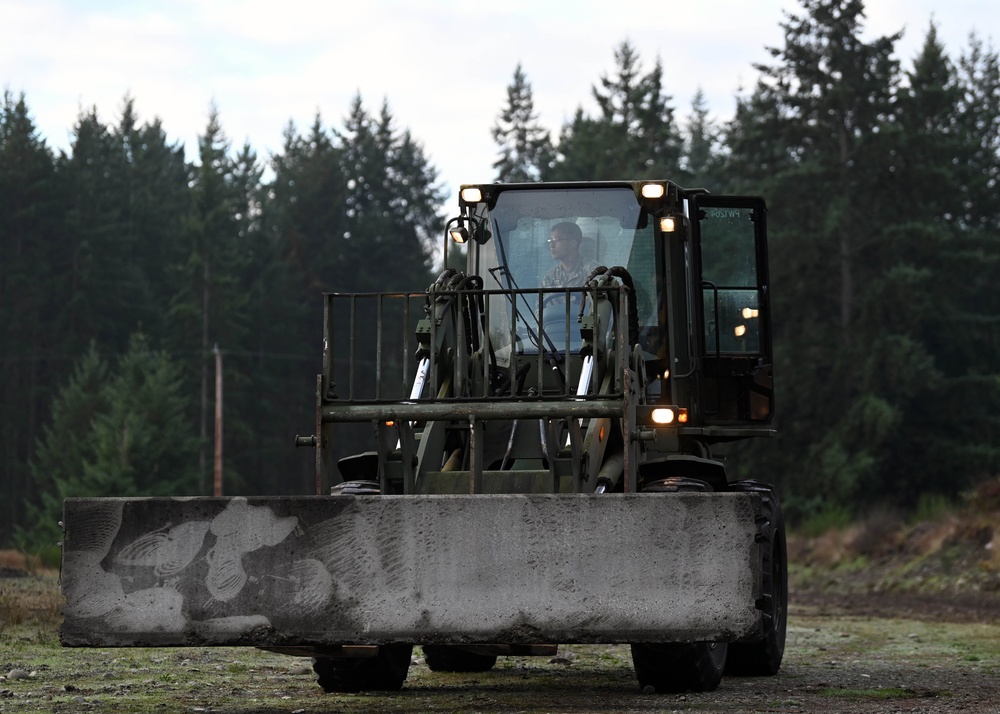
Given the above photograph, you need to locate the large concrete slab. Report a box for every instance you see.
[61,494,762,647]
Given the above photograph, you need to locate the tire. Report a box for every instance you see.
[631,478,727,692]
[422,645,498,672]
[630,641,728,693]
[312,644,413,692]
[641,476,712,492]
[329,479,381,495]
[725,480,787,676]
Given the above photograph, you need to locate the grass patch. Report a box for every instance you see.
[819,687,936,700]
[911,493,955,524]
[0,575,63,636]
[795,505,853,538]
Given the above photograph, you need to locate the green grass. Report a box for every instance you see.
[819,686,937,700]
[795,504,853,537]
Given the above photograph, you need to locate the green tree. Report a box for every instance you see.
[726,5,1000,516]
[55,97,190,353]
[167,106,250,494]
[681,88,722,187]
[552,41,683,180]
[723,0,905,514]
[956,35,1000,230]
[0,92,61,544]
[492,64,554,182]
[111,96,191,342]
[27,335,199,547]
[263,117,349,493]
[336,96,440,289]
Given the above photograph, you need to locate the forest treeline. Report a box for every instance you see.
[3,0,999,547]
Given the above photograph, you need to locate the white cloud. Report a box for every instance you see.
[1,0,994,198]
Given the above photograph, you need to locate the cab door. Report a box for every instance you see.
[689,195,774,425]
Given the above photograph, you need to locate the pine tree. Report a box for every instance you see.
[956,35,1000,230]
[0,92,61,544]
[724,0,905,514]
[167,106,249,494]
[492,64,554,182]
[551,41,683,180]
[681,88,721,187]
[27,336,198,546]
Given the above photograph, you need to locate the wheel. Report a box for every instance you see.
[631,477,727,692]
[724,480,787,676]
[641,476,712,492]
[630,641,728,693]
[422,645,498,672]
[312,644,413,692]
[329,479,380,495]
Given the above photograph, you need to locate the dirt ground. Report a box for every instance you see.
[2,574,998,714]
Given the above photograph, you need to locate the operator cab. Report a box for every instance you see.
[449,180,774,431]
[457,185,664,363]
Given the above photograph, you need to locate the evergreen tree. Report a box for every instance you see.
[111,97,190,342]
[58,106,135,350]
[167,106,249,494]
[726,4,1000,515]
[724,0,905,514]
[264,117,350,493]
[0,92,61,544]
[27,336,198,546]
[263,98,444,492]
[492,64,554,182]
[336,96,439,289]
[956,35,1000,230]
[552,41,683,180]
[681,88,722,187]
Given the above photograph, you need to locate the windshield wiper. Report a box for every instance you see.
[489,220,567,386]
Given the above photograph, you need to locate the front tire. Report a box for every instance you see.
[631,641,727,693]
[631,476,727,693]
[312,644,413,693]
[725,480,787,676]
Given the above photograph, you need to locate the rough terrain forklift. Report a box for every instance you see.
[61,179,786,694]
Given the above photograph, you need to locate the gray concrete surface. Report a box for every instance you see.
[60,493,762,647]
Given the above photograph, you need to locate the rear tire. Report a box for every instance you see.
[631,641,727,693]
[312,644,413,692]
[725,480,787,676]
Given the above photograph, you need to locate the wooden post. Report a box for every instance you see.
[214,344,223,497]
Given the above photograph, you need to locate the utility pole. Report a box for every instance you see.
[214,344,223,497]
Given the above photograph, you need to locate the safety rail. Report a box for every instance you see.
[320,285,631,412]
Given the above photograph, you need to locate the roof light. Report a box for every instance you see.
[460,187,483,203]
[641,183,665,199]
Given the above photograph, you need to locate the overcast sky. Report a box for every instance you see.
[2,0,995,204]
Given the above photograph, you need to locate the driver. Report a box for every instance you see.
[542,221,600,288]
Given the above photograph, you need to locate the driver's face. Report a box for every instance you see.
[548,229,577,260]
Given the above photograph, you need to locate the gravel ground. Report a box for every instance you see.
[2,576,998,714]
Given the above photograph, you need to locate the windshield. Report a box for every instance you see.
[479,187,663,361]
